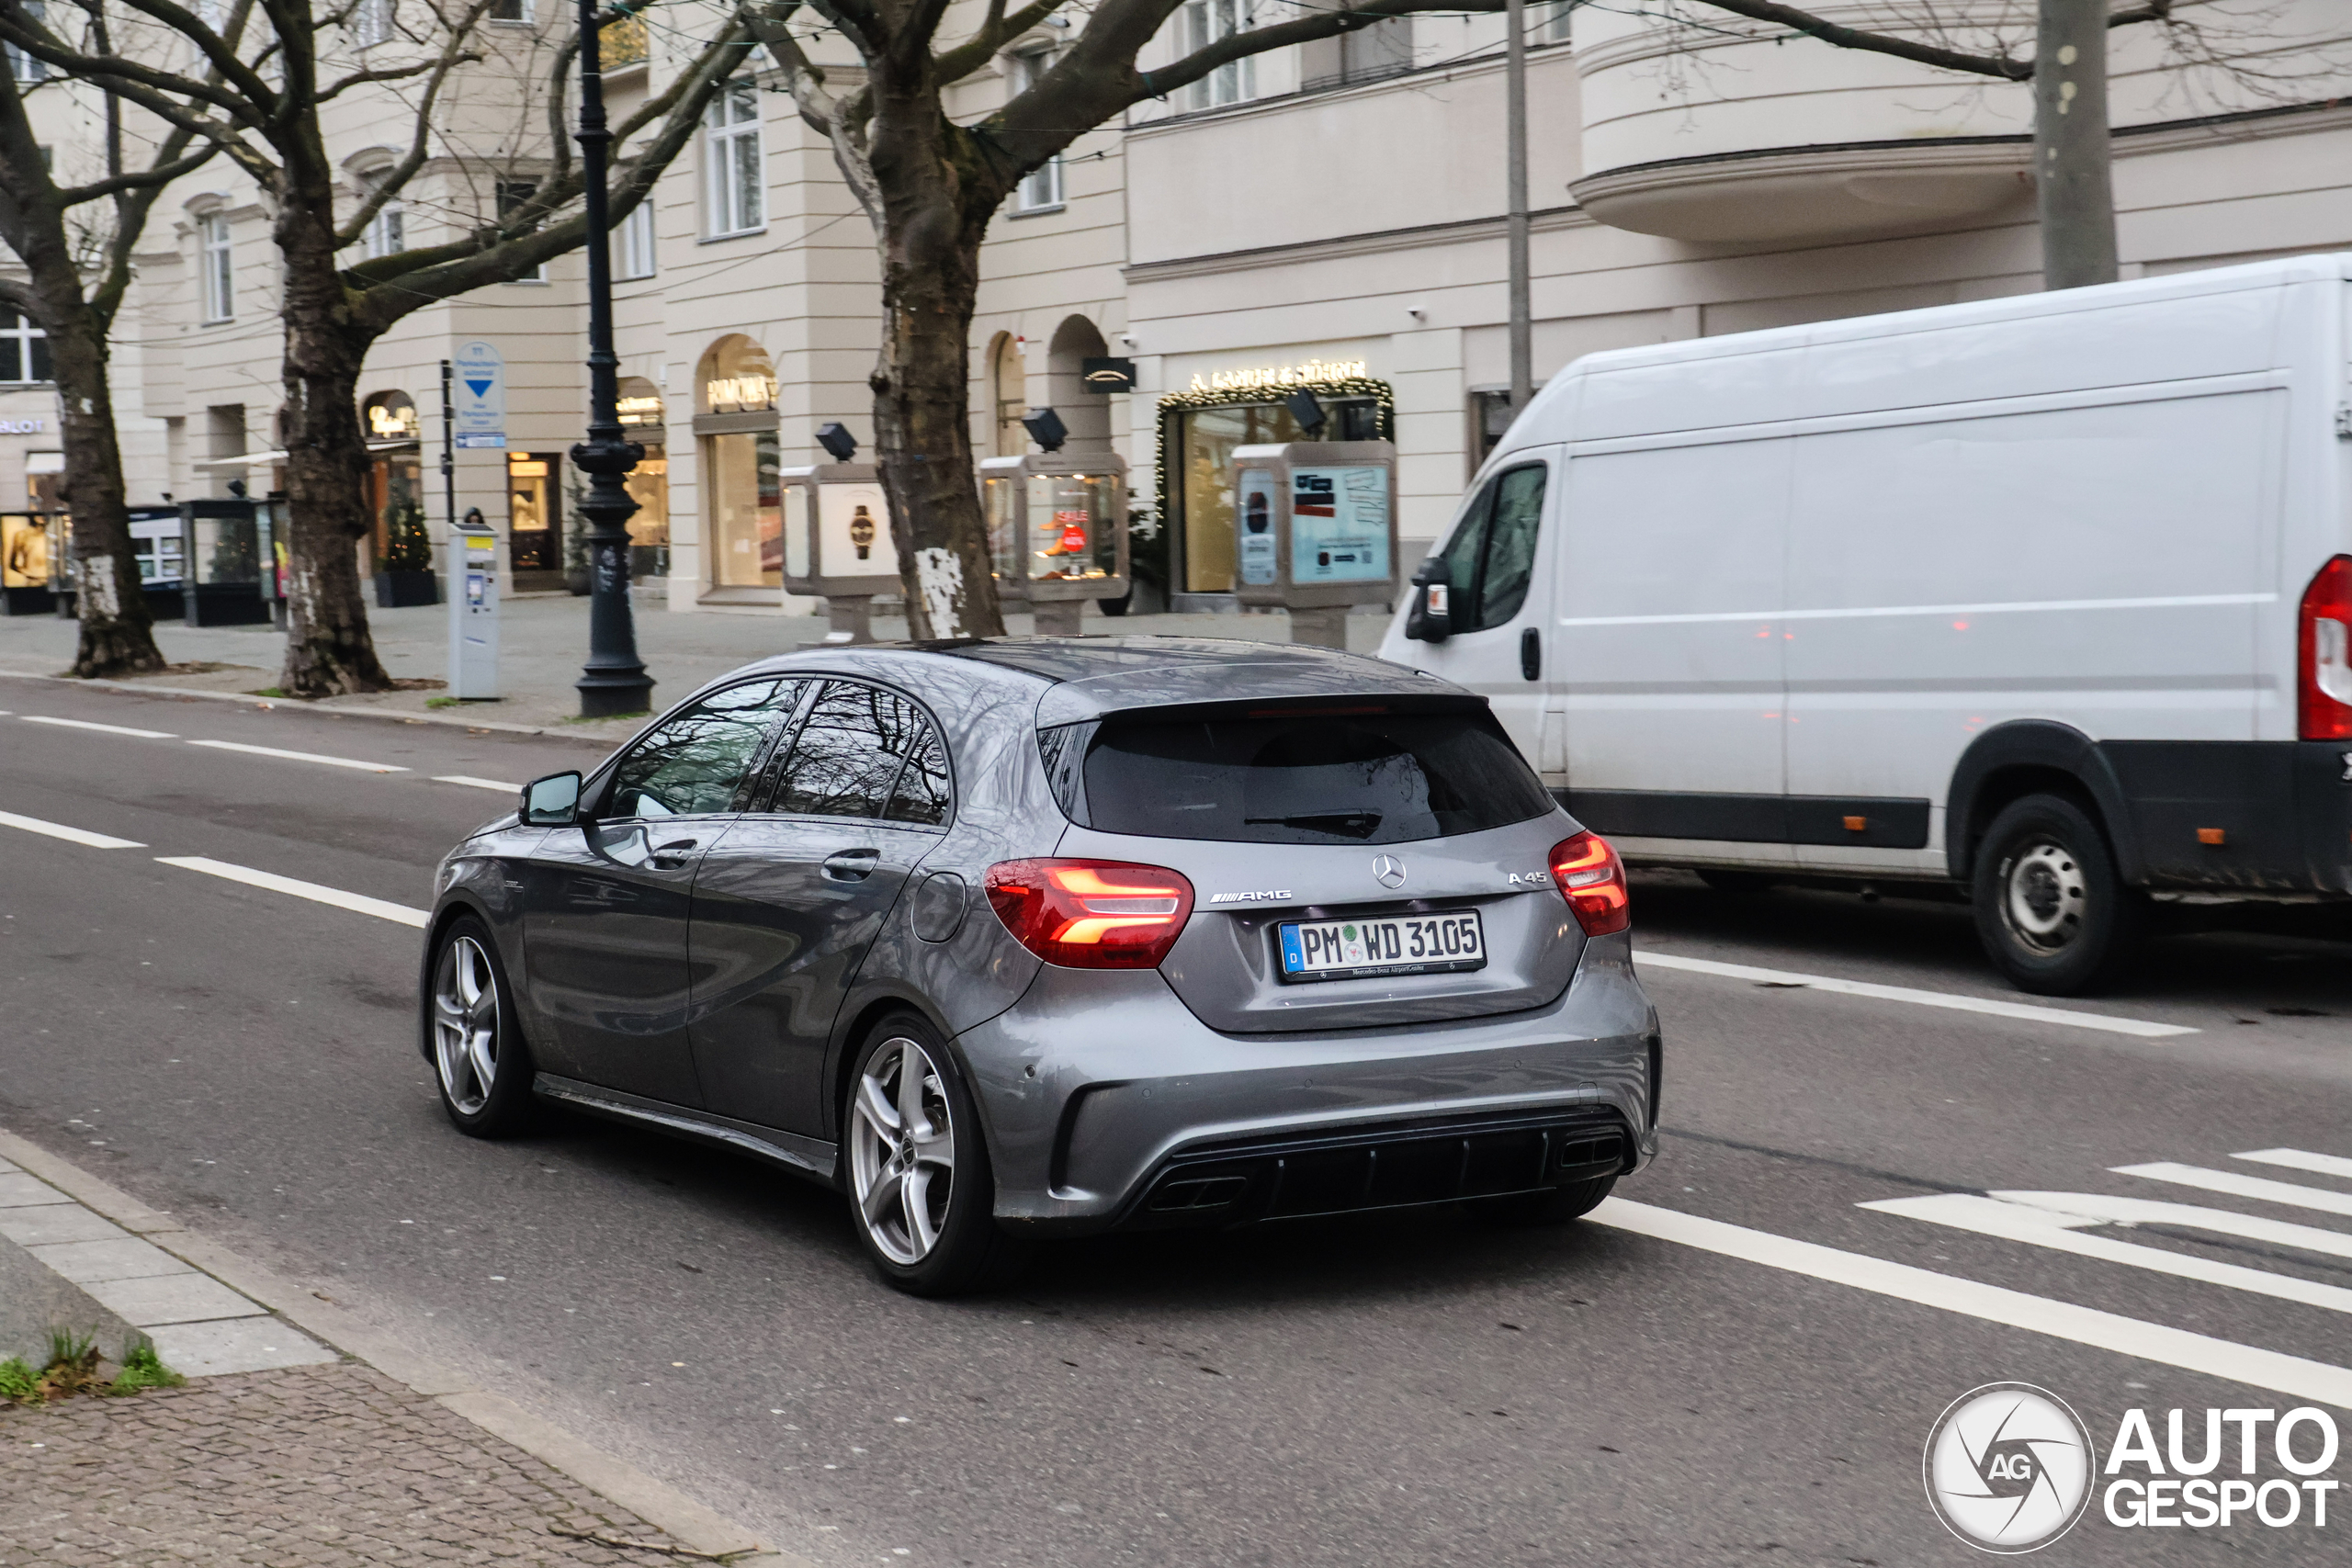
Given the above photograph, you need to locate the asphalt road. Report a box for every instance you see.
[5,674,2351,1566]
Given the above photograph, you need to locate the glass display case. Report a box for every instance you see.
[977,453,1128,633]
[179,500,273,626]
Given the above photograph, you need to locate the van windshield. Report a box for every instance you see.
[1068,709,1554,845]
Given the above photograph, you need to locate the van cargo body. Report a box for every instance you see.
[1382,255,2352,992]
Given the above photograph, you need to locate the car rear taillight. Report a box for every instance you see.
[985,859,1195,969]
[2300,554,2352,740]
[1550,831,1630,937]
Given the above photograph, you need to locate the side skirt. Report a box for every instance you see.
[533,1073,839,1186]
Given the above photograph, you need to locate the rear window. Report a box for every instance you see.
[1058,708,1554,845]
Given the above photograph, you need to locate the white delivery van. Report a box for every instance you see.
[1381,254,2352,996]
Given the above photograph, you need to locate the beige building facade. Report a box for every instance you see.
[9,3,2352,619]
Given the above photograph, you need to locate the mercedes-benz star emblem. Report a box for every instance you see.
[1372,854,1407,889]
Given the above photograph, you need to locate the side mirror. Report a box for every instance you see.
[1406,558,1453,644]
[520,771,582,827]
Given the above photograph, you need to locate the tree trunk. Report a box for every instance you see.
[867,100,1005,640]
[43,298,163,678]
[275,206,391,696]
[2035,0,2118,289]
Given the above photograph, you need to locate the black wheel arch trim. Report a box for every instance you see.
[1946,720,2143,886]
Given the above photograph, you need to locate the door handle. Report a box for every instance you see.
[649,838,699,870]
[1520,626,1542,682]
[823,847,881,881]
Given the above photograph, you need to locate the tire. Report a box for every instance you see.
[426,916,538,1137]
[1971,794,2148,997]
[842,1014,1030,1297]
[1697,869,1777,896]
[1474,1175,1616,1228]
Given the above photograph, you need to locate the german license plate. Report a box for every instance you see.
[1277,910,1487,983]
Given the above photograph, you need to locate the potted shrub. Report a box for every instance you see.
[373,499,439,607]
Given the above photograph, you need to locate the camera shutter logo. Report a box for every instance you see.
[1924,1383,2096,1553]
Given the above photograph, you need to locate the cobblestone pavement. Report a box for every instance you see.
[1,1361,699,1566]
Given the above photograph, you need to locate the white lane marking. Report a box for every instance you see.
[1861,1193,2352,1317]
[185,739,408,773]
[154,856,429,929]
[1988,1190,2352,1263]
[19,715,176,739]
[1591,1198,2352,1408]
[0,810,146,850]
[1634,949,2196,1038]
[433,775,522,793]
[2116,1162,2352,1219]
[2236,1148,2352,1181]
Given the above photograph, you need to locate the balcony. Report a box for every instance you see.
[1570,135,2032,244]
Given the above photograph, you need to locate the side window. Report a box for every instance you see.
[606,679,799,818]
[771,681,933,819]
[885,726,952,827]
[1433,479,1493,617]
[1474,464,1546,630]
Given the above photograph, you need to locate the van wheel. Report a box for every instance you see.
[1971,795,2147,996]
[1697,869,1777,896]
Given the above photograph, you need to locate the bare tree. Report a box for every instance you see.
[740,0,1541,639]
[0,4,213,676]
[0,0,752,695]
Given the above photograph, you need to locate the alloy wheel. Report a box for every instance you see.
[2001,839,2086,953]
[432,934,502,1115]
[849,1036,957,1266]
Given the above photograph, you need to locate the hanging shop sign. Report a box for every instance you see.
[1080,357,1137,394]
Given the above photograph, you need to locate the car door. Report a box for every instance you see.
[519,677,804,1106]
[1395,456,1558,774]
[686,679,952,1137]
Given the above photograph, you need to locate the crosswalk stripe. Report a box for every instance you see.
[433,775,523,793]
[2235,1148,2352,1181]
[154,856,429,929]
[2114,1162,2352,1219]
[1592,1198,2352,1408]
[1633,949,2196,1038]
[1861,1192,2352,1316]
[1988,1190,2352,1262]
[18,715,176,739]
[0,809,146,850]
[186,739,408,773]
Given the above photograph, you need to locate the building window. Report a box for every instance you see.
[1009,51,1063,212]
[497,181,547,280]
[1181,0,1255,111]
[363,200,404,259]
[704,80,763,237]
[6,2,44,83]
[1541,1,1573,44]
[489,0,529,20]
[0,313,51,384]
[1159,389,1385,595]
[199,212,234,323]
[618,201,656,279]
[354,0,391,47]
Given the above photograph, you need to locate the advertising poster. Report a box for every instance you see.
[1288,465,1389,584]
[2,513,51,587]
[1238,468,1278,586]
[819,483,897,580]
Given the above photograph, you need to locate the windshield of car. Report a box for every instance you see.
[1067,708,1554,845]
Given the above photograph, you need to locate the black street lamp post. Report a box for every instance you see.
[571,0,654,718]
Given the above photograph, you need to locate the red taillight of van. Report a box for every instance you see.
[985,859,1195,968]
[2300,554,2352,740]
[1550,831,1631,937]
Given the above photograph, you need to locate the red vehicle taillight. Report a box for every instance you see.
[985,859,1196,969]
[2300,554,2352,740]
[1550,831,1630,937]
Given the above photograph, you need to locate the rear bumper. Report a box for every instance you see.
[2103,740,2352,895]
[956,931,1659,1236]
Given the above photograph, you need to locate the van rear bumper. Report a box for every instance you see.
[2103,740,2352,895]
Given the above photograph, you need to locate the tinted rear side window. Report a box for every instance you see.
[772,682,929,819]
[1074,710,1554,844]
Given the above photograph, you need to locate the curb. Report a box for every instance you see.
[0,668,636,741]
[0,1126,802,1566]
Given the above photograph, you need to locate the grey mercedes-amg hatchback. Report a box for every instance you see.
[419,638,1661,1294]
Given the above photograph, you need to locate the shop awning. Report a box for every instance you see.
[191,438,418,469]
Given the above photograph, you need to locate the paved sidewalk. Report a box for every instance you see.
[0,592,1389,735]
[1,1361,695,1566]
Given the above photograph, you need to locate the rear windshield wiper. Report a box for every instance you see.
[1243,812,1383,839]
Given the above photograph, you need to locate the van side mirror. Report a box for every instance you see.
[1406,558,1453,644]
[521,771,582,827]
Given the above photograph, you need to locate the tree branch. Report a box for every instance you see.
[57,141,215,205]
[930,0,1057,85]
[1679,0,2028,80]
[337,0,503,245]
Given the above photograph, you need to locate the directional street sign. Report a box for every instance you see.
[451,340,505,450]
